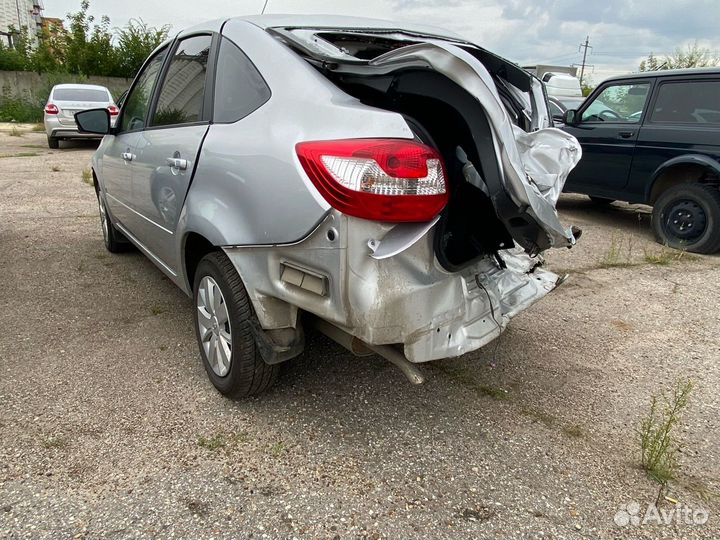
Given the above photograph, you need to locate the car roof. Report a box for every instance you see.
[603,67,720,82]
[236,14,464,40]
[52,83,110,91]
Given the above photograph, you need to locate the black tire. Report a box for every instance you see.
[589,196,615,205]
[47,136,59,149]
[96,190,128,253]
[652,183,720,254]
[192,252,278,398]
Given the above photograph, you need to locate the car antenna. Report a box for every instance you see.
[261,0,270,14]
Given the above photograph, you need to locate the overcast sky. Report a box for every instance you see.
[44,0,720,84]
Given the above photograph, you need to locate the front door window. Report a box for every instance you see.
[581,83,650,123]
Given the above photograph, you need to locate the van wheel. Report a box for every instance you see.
[589,196,615,205]
[652,183,720,254]
[47,136,59,149]
[96,190,127,253]
[192,252,278,398]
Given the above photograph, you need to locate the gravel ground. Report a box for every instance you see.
[1,129,719,539]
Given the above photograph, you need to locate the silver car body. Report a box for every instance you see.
[91,15,581,364]
[44,84,116,141]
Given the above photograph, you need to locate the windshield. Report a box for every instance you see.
[53,88,110,102]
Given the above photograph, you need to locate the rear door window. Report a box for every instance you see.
[151,35,212,127]
[53,88,110,102]
[213,37,271,123]
[650,80,720,124]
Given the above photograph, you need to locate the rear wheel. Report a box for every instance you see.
[652,183,720,254]
[589,196,615,205]
[192,252,278,398]
[47,136,59,149]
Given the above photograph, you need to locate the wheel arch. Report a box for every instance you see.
[182,231,219,293]
[647,155,720,205]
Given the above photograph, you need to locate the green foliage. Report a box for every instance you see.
[0,90,43,122]
[638,379,693,485]
[0,0,169,78]
[114,19,171,79]
[640,42,720,72]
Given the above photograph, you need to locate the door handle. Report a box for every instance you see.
[618,131,635,139]
[166,157,188,170]
[121,152,133,161]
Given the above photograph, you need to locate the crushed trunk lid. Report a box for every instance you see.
[271,28,582,254]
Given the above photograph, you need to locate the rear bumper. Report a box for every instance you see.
[223,213,558,363]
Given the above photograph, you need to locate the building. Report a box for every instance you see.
[0,0,44,47]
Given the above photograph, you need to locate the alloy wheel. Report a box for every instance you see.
[196,276,232,377]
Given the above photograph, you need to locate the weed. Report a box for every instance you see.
[41,435,67,449]
[638,379,693,485]
[436,364,510,400]
[150,306,166,316]
[597,234,637,269]
[523,407,558,427]
[0,152,39,158]
[31,124,45,132]
[644,247,697,266]
[233,431,250,444]
[563,424,585,438]
[9,125,22,137]
[81,168,93,186]
[197,434,226,450]
[269,441,287,457]
[51,164,61,172]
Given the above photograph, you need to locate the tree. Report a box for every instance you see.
[63,0,117,76]
[640,42,719,72]
[114,19,170,78]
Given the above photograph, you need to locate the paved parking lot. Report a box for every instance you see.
[1,129,719,539]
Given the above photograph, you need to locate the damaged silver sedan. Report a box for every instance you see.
[76,15,582,397]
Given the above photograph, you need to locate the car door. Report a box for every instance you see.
[630,77,720,202]
[563,79,652,196]
[129,34,214,270]
[102,48,168,228]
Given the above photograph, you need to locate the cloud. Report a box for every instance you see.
[43,0,720,83]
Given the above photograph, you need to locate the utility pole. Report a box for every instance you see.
[578,36,592,86]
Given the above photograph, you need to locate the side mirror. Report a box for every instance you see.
[75,108,111,135]
[563,109,579,125]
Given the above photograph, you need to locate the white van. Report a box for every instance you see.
[543,72,583,98]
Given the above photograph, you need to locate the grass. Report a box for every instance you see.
[638,378,693,485]
[563,424,585,438]
[9,125,22,137]
[31,124,45,132]
[597,233,637,269]
[197,434,226,451]
[643,247,697,266]
[150,306,166,315]
[41,435,67,449]
[435,364,510,401]
[0,152,40,159]
[81,168,93,186]
[268,441,287,457]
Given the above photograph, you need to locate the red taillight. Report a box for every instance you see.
[296,139,448,222]
[108,105,119,116]
[44,103,58,114]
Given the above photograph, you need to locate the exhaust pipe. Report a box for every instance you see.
[310,318,425,385]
